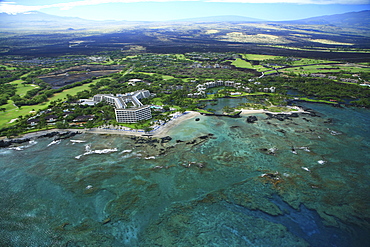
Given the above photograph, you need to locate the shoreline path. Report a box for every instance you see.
[84,111,200,138]
[6,107,306,141]
[82,107,305,137]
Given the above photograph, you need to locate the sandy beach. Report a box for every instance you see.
[239,106,307,116]
[0,111,200,142]
[2,107,307,142]
[83,107,306,138]
[84,111,200,138]
[152,111,200,137]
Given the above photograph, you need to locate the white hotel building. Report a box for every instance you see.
[92,90,152,123]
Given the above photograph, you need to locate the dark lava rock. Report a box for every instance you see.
[277,129,286,134]
[37,131,60,139]
[160,136,172,143]
[195,118,200,121]
[0,139,31,148]
[302,110,320,117]
[176,140,184,143]
[186,140,197,145]
[199,135,209,139]
[230,126,240,128]
[0,130,81,148]
[324,118,333,124]
[246,116,258,123]
[266,113,289,121]
[290,113,299,118]
[54,131,80,140]
[300,106,313,112]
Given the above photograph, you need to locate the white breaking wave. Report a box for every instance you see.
[75,144,118,159]
[318,160,326,165]
[0,149,12,155]
[70,140,86,143]
[299,147,310,152]
[47,140,61,147]
[8,140,37,151]
[327,128,342,136]
[301,167,311,172]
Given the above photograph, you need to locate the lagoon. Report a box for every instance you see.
[0,102,369,246]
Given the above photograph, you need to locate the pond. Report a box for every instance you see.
[201,97,251,113]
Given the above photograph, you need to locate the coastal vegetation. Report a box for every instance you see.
[0,50,369,137]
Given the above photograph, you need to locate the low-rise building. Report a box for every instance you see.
[190,80,256,97]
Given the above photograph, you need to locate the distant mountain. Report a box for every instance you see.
[1,10,369,31]
[286,10,370,28]
[0,11,93,29]
[0,11,134,30]
[172,15,266,23]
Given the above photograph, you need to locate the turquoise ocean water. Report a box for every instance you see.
[1,102,369,246]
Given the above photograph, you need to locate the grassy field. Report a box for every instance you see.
[261,45,370,53]
[298,97,338,104]
[289,58,337,66]
[264,70,279,75]
[136,72,175,80]
[48,82,95,102]
[10,80,39,97]
[281,64,370,74]
[0,65,17,70]
[232,55,341,74]
[241,54,278,61]
[231,58,253,68]
[0,101,49,127]
[162,75,175,80]
[151,97,165,105]
[0,81,97,128]
[231,58,268,72]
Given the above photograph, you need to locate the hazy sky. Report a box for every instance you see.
[1,0,369,21]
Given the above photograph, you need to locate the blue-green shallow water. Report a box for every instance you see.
[1,103,369,246]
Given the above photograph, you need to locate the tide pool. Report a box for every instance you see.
[0,103,369,246]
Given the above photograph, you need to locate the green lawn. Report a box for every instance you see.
[134,71,175,80]
[298,97,338,104]
[281,64,370,74]
[49,81,95,102]
[10,80,39,97]
[290,58,337,66]
[231,58,268,72]
[0,100,49,127]
[262,45,370,53]
[174,54,189,60]
[231,58,253,68]
[151,97,165,105]
[0,65,17,70]
[0,81,97,128]
[241,54,278,61]
[264,70,279,75]
[162,75,175,80]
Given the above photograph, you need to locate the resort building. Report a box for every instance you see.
[91,90,152,123]
[188,80,254,98]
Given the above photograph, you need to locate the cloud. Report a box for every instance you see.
[0,0,196,14]
[1,0,369,14]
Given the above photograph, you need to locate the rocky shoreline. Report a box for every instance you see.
[0,129,82,148]
[200,111,242,118]
[128,133,216,159]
